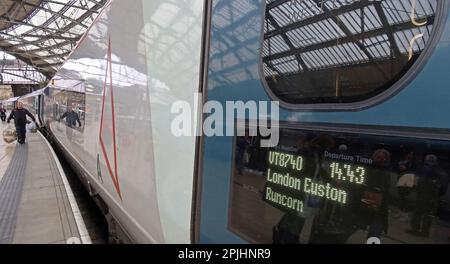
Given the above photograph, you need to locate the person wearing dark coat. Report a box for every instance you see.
[7,101,36,144]
[60,107,81,128]
[407,155,448,237]
[364,149,392,239]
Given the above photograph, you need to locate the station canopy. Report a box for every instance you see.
[0,0,107,83]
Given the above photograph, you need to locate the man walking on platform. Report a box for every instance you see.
[7,101,36,144]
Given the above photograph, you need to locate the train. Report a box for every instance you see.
[5,0,450,244]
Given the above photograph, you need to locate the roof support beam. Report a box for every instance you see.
[1,71,44,84]
[9,0,89,29]
[264,15,435,62]
[266,11,308,71]
[372,0,402,58]
[42,0,100,12]
[266,0,290,12]
[265,0,374,40]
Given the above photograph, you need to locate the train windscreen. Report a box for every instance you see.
[229,126,450,244]
[262,0,440,105]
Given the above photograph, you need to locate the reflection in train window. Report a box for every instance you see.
[53,103,59,120]
[229,127,450,244]
[52,88,86,132]
[262,0,439,105]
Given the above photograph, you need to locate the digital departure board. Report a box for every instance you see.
[229,127,450,244]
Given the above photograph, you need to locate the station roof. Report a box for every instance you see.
[0,0,107,81]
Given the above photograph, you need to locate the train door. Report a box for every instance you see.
[195,0,450,244]
[37,94,44,126]
[34,96,39,115]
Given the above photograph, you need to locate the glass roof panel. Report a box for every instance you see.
[263,0,437,73]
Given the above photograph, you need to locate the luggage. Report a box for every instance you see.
[3,125,17,144]
[397,173,416,188]
[26,121,38,133]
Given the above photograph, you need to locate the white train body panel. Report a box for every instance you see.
[42,0,204,243]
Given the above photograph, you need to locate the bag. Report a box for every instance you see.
[243,151,250,164]
[26,121,38,133]
[307,194,322,208]
[396,173,416,188]
[3,125,17,144]
[360,190,383,210]
[272,212,304,244]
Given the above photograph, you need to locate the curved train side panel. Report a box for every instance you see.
[40,0,204,243]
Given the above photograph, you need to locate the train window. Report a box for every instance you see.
[53,88,86,132]
[229,126,450,243]
[262,0,442,106]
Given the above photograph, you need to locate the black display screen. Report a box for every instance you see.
[229,127,450,244]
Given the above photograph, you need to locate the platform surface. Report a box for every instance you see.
[0,125,86,244]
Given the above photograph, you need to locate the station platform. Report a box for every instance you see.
[0,127,91,244]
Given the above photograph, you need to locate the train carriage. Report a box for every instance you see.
[198,0,450,244]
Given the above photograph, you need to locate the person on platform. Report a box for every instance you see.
[7,101,36,144]
[364,149,392,239]
[0,106,7,122]
[407,155,448,237]
[60,106,82,128]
